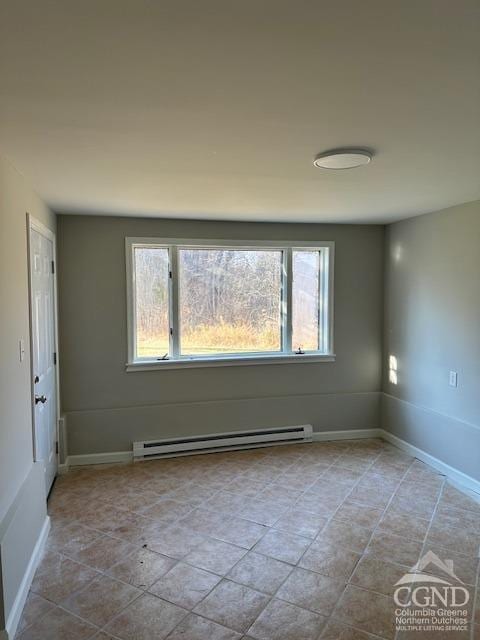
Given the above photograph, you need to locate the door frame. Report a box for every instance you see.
[26,213,61,470]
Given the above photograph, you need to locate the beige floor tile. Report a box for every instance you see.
[395,480,441,501]
[366,531,423,567]
[105,593,187,640]
[350,556,408,596]
[257,485,302,506]
[149,562,220,608]
[334,501,384,531]
[321,619,377,640]
[253,529,311,564]
[144,525,207,559]
[274,471,318,491]
[276,566,346,615]
[368,461,409,479]
[433,504,480,532]
[142,499,195,523]
[26,441,480,640]
[46,522,103,555]
[321,467,364,487]
[225,478,267,498]
[358,474,399,494]
[347,486,393,510]
[247,598,326,640]
[378,508,430,541]
[388,495,436,519]
[440,484,480,513]
[239,498,287,526]
[108,489,162,512]
[204,492,248,515]
[333,456,375,473]
[17,606,97,640]
[61,574,141,627]
[318,520,372,553]
[168,613,242,639]
[184,538,247,575]
[299,540,361,580]
[180,507,229,534]
[227,551,292,594]
[76,504,134,533]
[107,547,176,588]
[166,484,219,505]
[194,580,269,632]
[66,534,136,571]
[16,592,55,636]
[308,481,352,501]
[214,516,268,549]
[333,585,396,639]
[426,522,480,557]
[31,552,99,603]
[295,493,340,517]
[403,460,444,487]
[420,543,479,585]
[273,509,327,538]
[110,517,166,546]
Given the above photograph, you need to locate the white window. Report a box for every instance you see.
[126,238,334,369]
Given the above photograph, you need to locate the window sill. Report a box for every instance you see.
[126,353,336,371]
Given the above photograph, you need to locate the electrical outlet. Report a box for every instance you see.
[449,371,458,387]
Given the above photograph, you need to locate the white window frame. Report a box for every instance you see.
[125,238,335,370]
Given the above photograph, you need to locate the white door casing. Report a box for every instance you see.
[28,216,58,494]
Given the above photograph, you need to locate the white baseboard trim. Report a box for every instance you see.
[381,430,480,496]
[314,427,480,496]
[67,431,381,466]
[63,428,479,497]
[5,516,51,640]
[312,428,382,442]
[67,451,133,466]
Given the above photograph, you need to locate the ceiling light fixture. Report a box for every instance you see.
[313,148,373,169]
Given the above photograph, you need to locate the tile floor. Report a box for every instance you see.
[16,438,480,640]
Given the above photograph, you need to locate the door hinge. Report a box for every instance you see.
[53,352,57,365]
[170,327,173,336]
[169,270,172,279]
[51,260,55,274]
[56,441,59,454]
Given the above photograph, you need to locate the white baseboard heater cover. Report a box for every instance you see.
[133,424,313,461]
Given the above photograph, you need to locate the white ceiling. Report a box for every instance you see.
[1,0,479,223]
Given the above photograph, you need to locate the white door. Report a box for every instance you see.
[29,222,58,494]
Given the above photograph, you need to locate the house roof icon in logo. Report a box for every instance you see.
[394,550,463,586]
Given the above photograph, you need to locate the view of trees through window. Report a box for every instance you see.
[134,247,170,358]
[133,243,326,359]
[292,250,320,351]
[179,249,282,355]
[134,246,283,357]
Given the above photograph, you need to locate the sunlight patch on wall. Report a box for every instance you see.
[389,355,398,384]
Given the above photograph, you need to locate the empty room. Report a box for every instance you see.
[1,1,479,639]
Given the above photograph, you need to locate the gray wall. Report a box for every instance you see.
[0,154,54,635]
[383,200,480,481]
[57,215,384,455]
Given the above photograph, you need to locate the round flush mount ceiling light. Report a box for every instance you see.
[313,148,373,169]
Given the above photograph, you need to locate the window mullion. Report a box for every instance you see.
[169,245,180,358]
[283,248,293,353]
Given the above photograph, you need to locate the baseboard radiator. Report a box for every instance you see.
[133,424,313,461]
